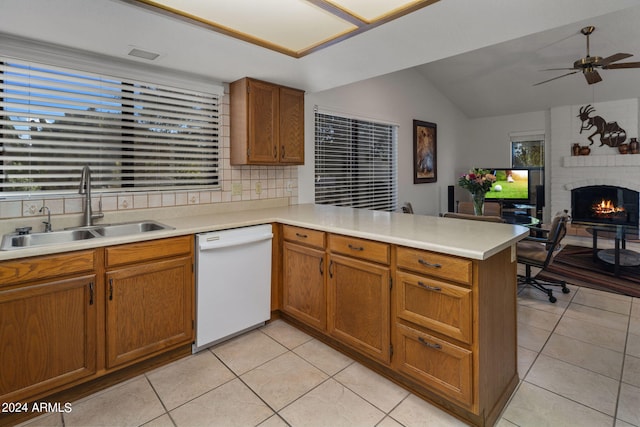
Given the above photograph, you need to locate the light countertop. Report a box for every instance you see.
[0,204,530,261]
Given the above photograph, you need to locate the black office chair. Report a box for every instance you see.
[517,212,571,303]
[401,202,414,214]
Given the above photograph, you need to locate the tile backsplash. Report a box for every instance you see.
[0,90,299,221]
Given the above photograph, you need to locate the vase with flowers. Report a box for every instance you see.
[458,168,496,215]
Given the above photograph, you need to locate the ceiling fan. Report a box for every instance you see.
[534,26,640,86]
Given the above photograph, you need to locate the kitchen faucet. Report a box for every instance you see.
[79,165,104,227]
[39,206,52,232]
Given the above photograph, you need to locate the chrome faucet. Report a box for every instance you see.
[40,206,52,232]
[79,165,104,227]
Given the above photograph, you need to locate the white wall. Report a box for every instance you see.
[298,68,468,216]
[451,110,548,208]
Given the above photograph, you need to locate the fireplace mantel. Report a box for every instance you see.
[563,155,640,167]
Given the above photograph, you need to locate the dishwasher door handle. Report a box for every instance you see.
[199,232,273,251]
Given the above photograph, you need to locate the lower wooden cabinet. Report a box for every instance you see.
[281,232,517,427]
[0,236,194,407]
[327,253,391,364]
[106,256,193,368]
[282,241,326,331]
[0,274,97,403]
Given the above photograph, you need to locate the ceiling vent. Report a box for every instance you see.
[128,48,160,60]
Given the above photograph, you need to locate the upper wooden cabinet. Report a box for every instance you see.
[230,77,304,165]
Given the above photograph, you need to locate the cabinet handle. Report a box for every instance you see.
[89,281,94,305]
[319,257,324,276]
[418,337,442,350]
[348,244,364,251]
[109,278,114,301]
[273,145,277,159]
[281,145,285,159]
[296,232,308,239]
[417,281,442,292]
[418,259,442,269]
[329,260,334,278]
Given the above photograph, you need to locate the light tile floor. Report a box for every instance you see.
[18,283,640,427]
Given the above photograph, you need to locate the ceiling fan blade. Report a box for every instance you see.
[599,53,633,66]
[603,61,640,69]
[533,71,579,86]
[584,69,602,85]
[540,67,576,71]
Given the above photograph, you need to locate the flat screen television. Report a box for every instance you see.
[484,169,530,203]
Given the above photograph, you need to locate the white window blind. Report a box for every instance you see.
[315,109,397,211]
[1,59,220,196]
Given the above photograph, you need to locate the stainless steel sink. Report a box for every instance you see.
[1,229,97,251]
[1,220,174,250]
[92,220,174,237]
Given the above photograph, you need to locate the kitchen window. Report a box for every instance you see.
[0,58,221,196]
[315,109,397,211]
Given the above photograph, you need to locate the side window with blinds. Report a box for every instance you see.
[315,110,397,211]
[0,59,220,196]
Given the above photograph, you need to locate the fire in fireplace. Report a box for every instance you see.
[571,185,639,227]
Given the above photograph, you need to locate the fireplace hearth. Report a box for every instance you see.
[571,185,639,227]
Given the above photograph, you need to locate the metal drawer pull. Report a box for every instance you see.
[109,278,114,301]
[418,337,442,349]
[296,232,308,238]
[319,257,324,275]
[417,281,441,292]
[418,259,442,268]
[348,244,364,251]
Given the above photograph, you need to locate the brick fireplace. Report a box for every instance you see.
[549,99,640,232]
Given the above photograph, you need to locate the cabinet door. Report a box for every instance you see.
[327,254,390,363]
[0,275,97,402]
[106,256,193,369]
[282,242,325,330]
[248,79,279,163]
[279,86,304,164]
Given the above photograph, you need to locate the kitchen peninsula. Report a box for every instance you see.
[0,203,529,427]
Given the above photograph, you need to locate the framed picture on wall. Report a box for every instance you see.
[413,119,437,183]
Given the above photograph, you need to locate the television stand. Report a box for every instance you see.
[502,203,535,217]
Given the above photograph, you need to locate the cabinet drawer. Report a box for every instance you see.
[0,250,96,288]
[395,324,472,407]
[105,235,193,267]
[328,234,390,265]
[283,225,325,249]
[396,271,472,344]
[396,247,472,285]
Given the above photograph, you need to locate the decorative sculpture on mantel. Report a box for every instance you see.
[577,104,627,147]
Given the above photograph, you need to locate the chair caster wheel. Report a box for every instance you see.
[549,296,557,303]
[562,287,570,294]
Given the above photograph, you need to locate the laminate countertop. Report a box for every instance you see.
[0,204,530,261]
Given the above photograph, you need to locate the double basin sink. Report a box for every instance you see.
[1,220,174,251]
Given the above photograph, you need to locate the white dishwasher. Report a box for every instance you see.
[193,224,273,353]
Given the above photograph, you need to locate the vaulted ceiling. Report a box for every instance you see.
[2,0,640,118]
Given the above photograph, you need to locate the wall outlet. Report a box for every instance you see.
[286,180,293,193]
[231,182,242,196]
[255,181,262,195]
